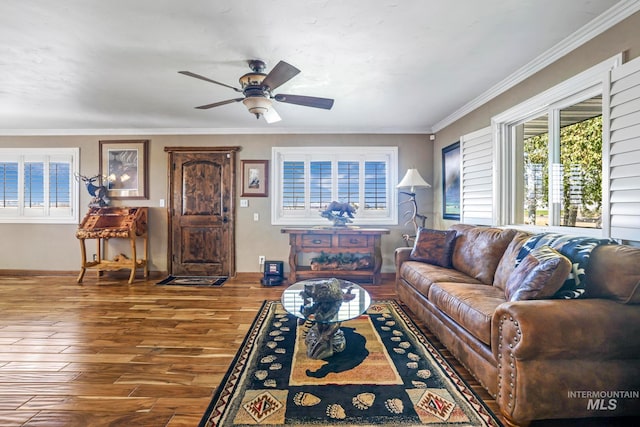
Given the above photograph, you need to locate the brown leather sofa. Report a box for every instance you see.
[395,224,640,426]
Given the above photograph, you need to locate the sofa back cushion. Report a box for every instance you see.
[410,227,457,268]
[515,233,617,299]
[505,246,572,301]
[449,224,517,285]
[584,244,640,304]
[494,231,533,291]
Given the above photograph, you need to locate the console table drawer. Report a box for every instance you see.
[300,234,332,248]
[338,235,370,247]
[282,227,389,285]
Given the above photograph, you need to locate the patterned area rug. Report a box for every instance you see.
[199,300,502,426]
[156,276,227,286]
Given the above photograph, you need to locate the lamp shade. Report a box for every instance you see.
[397,168,431,193]
[243,96,272,116]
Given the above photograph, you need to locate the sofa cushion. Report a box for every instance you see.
[428,282,506,345]
[410,227,456,267]
[400,261,482,296]
[505,246,572,301]
[516,233,617,299]
[450,224,518,285]
[584,244,640,304]
[493,231,532,291]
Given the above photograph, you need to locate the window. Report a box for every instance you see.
[491,54,622,237]
[0,148,80,224]
[519,97,603,229]
[271,146,398,225]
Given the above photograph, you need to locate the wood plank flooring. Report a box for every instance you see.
[0,274,635,426]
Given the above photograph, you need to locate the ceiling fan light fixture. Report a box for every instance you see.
[243,96,272,118]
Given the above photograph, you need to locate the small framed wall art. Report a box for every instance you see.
[442,141,461,220]
[241,160,269,197]
[99,139,149,200]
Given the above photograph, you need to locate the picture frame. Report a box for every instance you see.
[99,139,149,200]
[442,141,461,220]
[241,160,269,197]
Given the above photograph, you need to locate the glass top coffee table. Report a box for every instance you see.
[281,278,371,359]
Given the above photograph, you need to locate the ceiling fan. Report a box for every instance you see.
[179,60,334,124]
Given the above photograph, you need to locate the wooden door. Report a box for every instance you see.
[166,147,238,276]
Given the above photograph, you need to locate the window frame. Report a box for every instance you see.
[0,147,80,224]
[271,146,398,226]
[491,54,622,238]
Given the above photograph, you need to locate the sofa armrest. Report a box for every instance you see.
[492,299,640,362]
[394,247,412,283]
[492,299,640,424]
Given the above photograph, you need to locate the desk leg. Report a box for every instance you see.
[128,236,137,284]
[97,238,105,277]
[373,236,383,285]
[288,245,297,283]
[143,235,149,279]
[77,238,87,283]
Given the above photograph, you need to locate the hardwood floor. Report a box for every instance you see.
[0,274,635,426]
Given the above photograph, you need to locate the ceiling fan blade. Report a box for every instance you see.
[263,107,282,124]
[179,71,241,92]
[274,94,334,110]
[195,98,244,109]
[261,61,300,91]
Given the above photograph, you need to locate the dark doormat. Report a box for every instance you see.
[156,276,227,287]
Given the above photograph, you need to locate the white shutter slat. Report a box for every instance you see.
[610,122,640,143]
[609,137,640,155]
[610,149,640,167]
[611,202,640,215]
[611,227,640,241]
[460,126,493,225]
[611,82,638,107]
[611,59,640,87]
[610,177,640,191]
[610,189,640,203]
[610,109,640,131]
[606,56,640,241]
[610,98,640,118]
[610,163,640,179]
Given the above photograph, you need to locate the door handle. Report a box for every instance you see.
[223,216,228,223]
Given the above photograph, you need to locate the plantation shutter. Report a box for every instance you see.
[604,55,640,241]
[460,126,494,225]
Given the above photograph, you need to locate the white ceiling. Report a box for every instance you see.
[0,0,632,135]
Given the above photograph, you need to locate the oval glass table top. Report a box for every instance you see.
[280,278,371,324]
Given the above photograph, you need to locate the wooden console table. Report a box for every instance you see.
[281,227,389,284]
[76,207,149,284]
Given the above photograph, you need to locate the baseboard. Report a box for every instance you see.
[0,270,395,282]
[0,269,167,279]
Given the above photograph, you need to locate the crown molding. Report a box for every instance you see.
[431,0,640,133]
[0,127,432,136]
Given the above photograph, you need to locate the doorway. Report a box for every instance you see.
[165,147,239,277]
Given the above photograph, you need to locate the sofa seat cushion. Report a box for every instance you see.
[428,282,506,345]
[400,261,482,296]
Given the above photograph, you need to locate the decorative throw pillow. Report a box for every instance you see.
[505,245,572,302]
[515,233,617,299]
[410,227,457,268]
